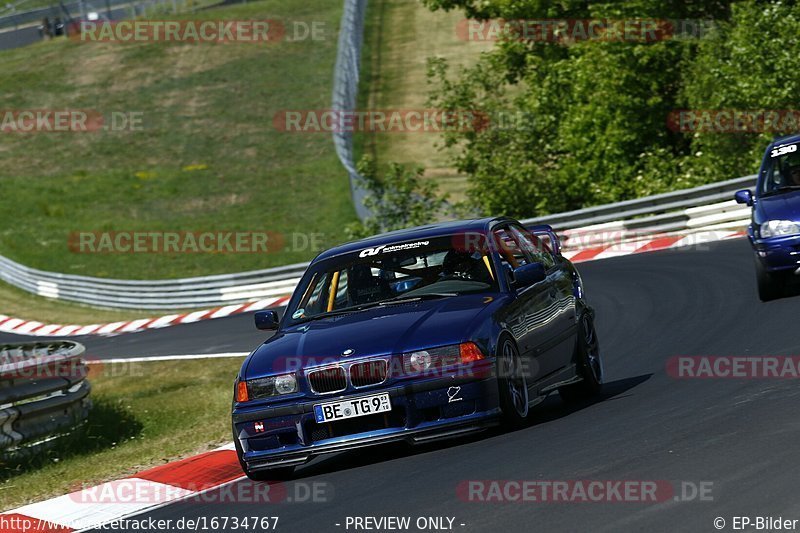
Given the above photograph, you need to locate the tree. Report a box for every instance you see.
[681,2,800,182]
[346,156,448,239]
[424,0,737,217]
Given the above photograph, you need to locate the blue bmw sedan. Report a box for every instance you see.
[736,134,800,300]
[232,217,603,480]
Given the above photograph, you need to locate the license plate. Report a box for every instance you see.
[313,393,392,423]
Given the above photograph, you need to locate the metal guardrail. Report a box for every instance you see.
[521,175,756,231]
[0,255,306,309]
[331,0,369,221]
[0,175,756,311]
[521,174,756,250]
[0,341,90,455]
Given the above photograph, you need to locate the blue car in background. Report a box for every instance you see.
[736,134,800,300]
[231,217,603,480]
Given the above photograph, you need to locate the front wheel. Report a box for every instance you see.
[496,336,530,427]
[559,311,603,403]
[756,258,785,302]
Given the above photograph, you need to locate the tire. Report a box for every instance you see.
[756,258,785,302]
[233,429,295,481]
[496,336,530,427]
[559,311,603,403]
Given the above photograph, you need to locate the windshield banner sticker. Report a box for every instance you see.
[358,241,430,258]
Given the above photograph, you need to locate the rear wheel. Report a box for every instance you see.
[233,429,295,481]
[756,258,785,302]
[496,336,530,427]
[559,311,603,403]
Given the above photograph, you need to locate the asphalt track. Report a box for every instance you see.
[12,236,800,531]
[0,306,273,359]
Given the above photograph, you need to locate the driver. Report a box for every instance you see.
[784,152,800,186]
[348,264,390,305]
[788,165,800,186]
[440,249,492,283]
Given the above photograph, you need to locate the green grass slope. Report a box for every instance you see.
[0,0,355,280]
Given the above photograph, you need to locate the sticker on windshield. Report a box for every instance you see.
[292,309,305,319]
[358,241,430,258]
[771,144,798,158]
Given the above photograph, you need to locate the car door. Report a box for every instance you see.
[492,225,560,385]
[510,225,577,377]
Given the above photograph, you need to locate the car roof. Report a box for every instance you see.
[313,217,512,262]
[770,133,800,148]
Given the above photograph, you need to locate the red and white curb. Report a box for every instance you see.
[0,229,746,339]
[0,229,749,528]
[1,443,244,532]
[0,296,291,338]
[560,229,746,263]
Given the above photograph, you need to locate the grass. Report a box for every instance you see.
[356,0,491,202]
[0,0,356,280]
[0,357,244,510]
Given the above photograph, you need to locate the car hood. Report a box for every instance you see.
[244,294,497,378]
[757,192,800,222]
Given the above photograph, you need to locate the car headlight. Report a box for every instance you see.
[402,343,485,375]
[235,373,297,402]
[760,220,800,239]
[274,373,298,394]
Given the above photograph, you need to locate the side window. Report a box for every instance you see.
[762,159,781,193]
[493,228,530,269]
[333,269,350,309]
[303,268,354,313]
[299,272,332,316]
[511,226,555,270]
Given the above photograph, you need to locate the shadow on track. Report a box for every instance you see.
[529,373,652,426]
[287,374,652,481]
[775,275,800,301]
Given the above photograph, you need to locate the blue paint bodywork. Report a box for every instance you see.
[743,134,800,273]
[232,217,588,472]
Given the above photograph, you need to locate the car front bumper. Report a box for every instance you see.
[232,373,500,471]
[752,234,800,273]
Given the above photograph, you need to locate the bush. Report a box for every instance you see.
[346,156,448,239]
[423,0,799,218]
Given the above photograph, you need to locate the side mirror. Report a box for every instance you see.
[734,189,754,206]
[513,262,546,287]
[254,310,280,330]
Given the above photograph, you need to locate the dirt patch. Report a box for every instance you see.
[73,46,125,87]
[175,192,251,213]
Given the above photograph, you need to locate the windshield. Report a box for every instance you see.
[286,236,499,324]
[761,143,800,195]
